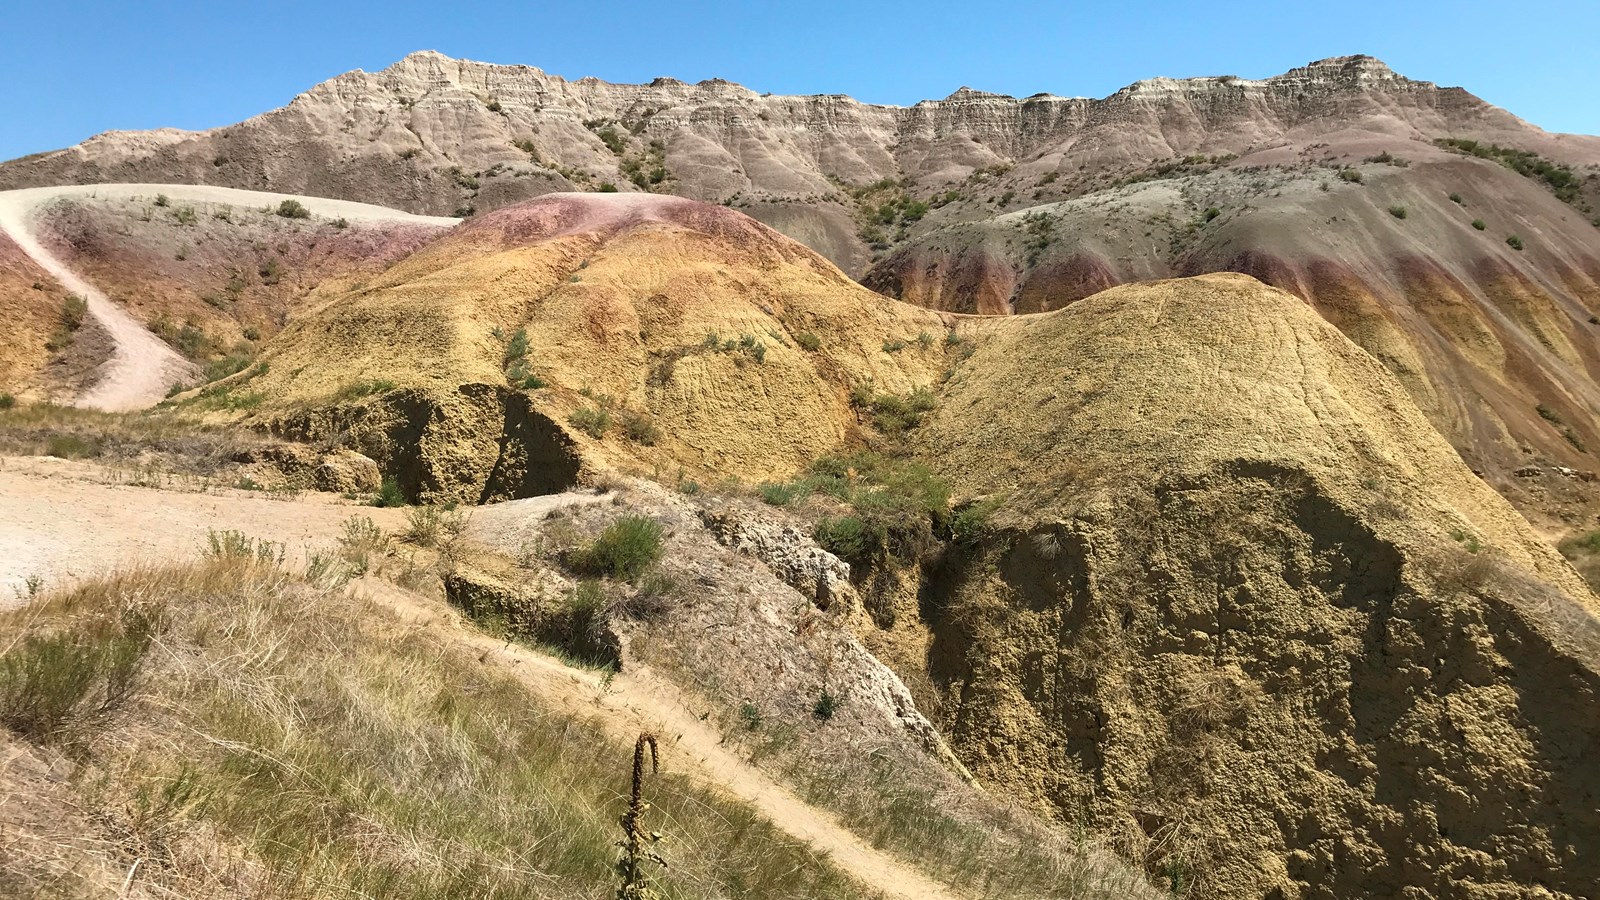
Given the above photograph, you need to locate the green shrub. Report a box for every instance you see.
[1203,207,1221,222]
[812,688,839,721]
[814,516,873,563]
[62,294,88,331]
[571,406,612,438]
[153,194,169,207]
[45,434,100,459]
[173,206,197,226]
[1506,235,1524,251]
[853,386,937,435]
[0,393,14,410]
[0,601,162,744]
[1449,192,1464,204]
[275,199,311,219]
[503,327,530,363]
[738,701,763,730]
[373,477,407,508]
[598,182,619,192]
[794,331,822,352]
[331,379,396,402]
[572,515,664,579]
[1388,206,1407,219]
[882,339,907,354]
[1537,403,1563,425]
[1339,169,1363,184]
[1472,219,1487,231]
[619,409,661,445]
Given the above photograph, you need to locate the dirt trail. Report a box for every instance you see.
[0,459,961,900]
[366,579,962,900]
[0,184,458,411]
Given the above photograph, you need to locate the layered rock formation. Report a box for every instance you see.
[5,53,1596,275]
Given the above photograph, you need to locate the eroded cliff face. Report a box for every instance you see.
[5,53,1596,276]
[889,275,1600,899]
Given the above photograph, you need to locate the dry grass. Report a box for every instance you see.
[0,402,264,474]
[0,558,870,900]
[739,723,1155,900]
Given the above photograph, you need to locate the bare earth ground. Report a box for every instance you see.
[0,184,458,411]
[0,456,405,602]
[0,456,957,900]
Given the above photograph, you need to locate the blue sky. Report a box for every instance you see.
[4,0,1598,162]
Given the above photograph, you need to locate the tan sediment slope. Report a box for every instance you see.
[910,273,1600,898]
[243,193,955,501]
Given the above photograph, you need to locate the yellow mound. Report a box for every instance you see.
[901,273,1599,898]
[245,194,954,500]
[927,272,1586,597]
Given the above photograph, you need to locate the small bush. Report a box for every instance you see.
[153,194,169,207]
[173,206,197,226]
[0,601,163,744]
[1472,219,1487,231]
[62,294,88,331]
[275,199,311,219]
[812,688,839,721]
[1339,169,1364,184]
[504,327,530,364]
[814,516,873,563]
[794,331,822,352]
[1203,207,1221,222]
[1449,192,1464,204]
[373,477,407,508]
[620,409,661,445]
[738,702,763,730]
[1388,206,1407,219]
[0,393,14,410]
[571,406,612,438]
[338,515,390,573]
[882,339,907,354]
[46,434,100,459]
[572,515,664,580]
[1506,235,1524,251]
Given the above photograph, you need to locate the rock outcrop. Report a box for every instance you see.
[5,53,1596,275]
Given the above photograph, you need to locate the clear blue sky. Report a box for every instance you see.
[5,0,1598,162]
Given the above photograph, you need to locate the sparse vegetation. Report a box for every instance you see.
[795,331,822,352]
[1449,192,1464,204]
[1339,169,1364,184]
[571,405,612,438]
[851,384,937,435]
[0,559,863,900]
[1472,219,1487,230]
[1436,137,1586,205]
[1388,205,1408,219]
[620,408,661,445]
[571,514,665,580]
[1506,234,1524,251]
[274,199,311,219]
[372,476,407,508]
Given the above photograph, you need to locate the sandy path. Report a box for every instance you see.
[0,184,457,411]
[0,456,407,602]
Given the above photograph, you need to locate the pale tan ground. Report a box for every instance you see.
[0,457,958,900]
[0,456,406,602]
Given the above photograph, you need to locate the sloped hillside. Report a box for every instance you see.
[227,193,956,502]
[903,274,1600,898]
[868,148,1600,528]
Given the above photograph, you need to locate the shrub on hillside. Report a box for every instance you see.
[571,515,664,579]
[275,199,311,219]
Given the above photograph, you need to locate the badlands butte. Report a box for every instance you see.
[0,52,1598,900]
